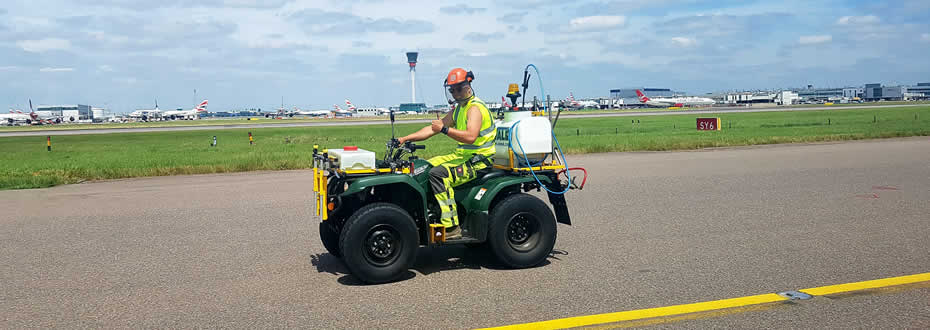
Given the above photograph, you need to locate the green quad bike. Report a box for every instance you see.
[312,138,577,284]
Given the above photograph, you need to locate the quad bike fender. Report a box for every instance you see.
[458,175,551,212]
[342,175,429,215]
[343,174,427,196]
[459,174,571,226]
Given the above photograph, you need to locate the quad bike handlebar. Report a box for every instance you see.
[383,139,425,168]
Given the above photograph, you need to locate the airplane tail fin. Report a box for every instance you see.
[635,90,649,103]
[345,99,356,111]
[196,100,208,112]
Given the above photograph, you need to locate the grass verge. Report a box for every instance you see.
[1,106,928,190]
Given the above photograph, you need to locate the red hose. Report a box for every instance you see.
[557,167,588,190]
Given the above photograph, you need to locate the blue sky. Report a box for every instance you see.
[1,0,928,112]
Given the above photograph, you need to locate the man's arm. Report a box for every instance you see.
[398,110,454,143]
[444,105,482,144]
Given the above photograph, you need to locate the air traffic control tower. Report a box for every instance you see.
[406,52,418,103]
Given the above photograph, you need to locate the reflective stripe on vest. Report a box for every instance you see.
[453,96,496,156]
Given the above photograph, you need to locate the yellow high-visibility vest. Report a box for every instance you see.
[452,96,496,157]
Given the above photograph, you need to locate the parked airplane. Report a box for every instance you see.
[346,99,391,116]
[292,106,331,117]
[129,99,163,121]
[3,100,62,125]
[163,100,208,120]
[1,109,34,125]
[636,90,715,107]
[332,104,352,117]
[563,92,598,109]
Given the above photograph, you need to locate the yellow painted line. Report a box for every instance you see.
[482,272,930,330]
[479,293,787,330]
[800,272,930,296]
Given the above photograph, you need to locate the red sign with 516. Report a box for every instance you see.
[696,118,721,131]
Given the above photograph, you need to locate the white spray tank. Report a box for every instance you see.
[494,111,552,167]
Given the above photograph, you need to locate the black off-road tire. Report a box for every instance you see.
[339,203,418,284]
[487,194,557,268]
[319,221,342,258]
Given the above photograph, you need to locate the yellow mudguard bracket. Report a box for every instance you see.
[429,224,446,244]
[320,175,328,220]
[313,167,319,192]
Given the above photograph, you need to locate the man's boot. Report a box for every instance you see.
[445,226,462,239]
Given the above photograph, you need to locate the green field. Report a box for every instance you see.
[2,106,928,190]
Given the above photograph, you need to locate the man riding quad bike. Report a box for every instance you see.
[313,67,581,284]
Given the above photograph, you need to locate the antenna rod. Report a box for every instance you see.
[389,110,396,139]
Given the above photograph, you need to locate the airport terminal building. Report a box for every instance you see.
[36,104,92,121]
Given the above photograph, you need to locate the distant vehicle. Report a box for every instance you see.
[129,99,163,121]
[635,90,715,107]
[163,100,208,120]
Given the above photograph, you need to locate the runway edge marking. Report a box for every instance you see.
[478,272,930,330]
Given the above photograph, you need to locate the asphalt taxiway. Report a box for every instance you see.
[1,137,928,328]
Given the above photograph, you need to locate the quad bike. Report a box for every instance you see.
[313,134,588,283]
[313,66,586,284]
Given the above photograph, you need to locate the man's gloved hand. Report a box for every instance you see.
[388,138,401,148]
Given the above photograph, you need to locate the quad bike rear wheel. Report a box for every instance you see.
[487,194,557,268]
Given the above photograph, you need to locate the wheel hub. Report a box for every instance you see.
[505,212,540,253]
[508,216,531,244]
[363,225,401,266]
[367,230,395,258]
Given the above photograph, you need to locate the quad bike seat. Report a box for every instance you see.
[476,168,508,184]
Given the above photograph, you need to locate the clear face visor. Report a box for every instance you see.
[444,82,469,104]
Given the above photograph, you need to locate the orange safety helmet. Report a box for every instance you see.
[444,68,475,87]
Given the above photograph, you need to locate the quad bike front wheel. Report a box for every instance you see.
[339,203,418,284]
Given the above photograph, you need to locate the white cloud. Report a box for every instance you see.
[670,37,698,47]
[39,67,75,73]
[0,66,21,71]
[567,15,626,32]
[17,38,72,52]
[836,15,880,25]
[799,35,832,45]
[922,33,930,42]
[98,65,114,72]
